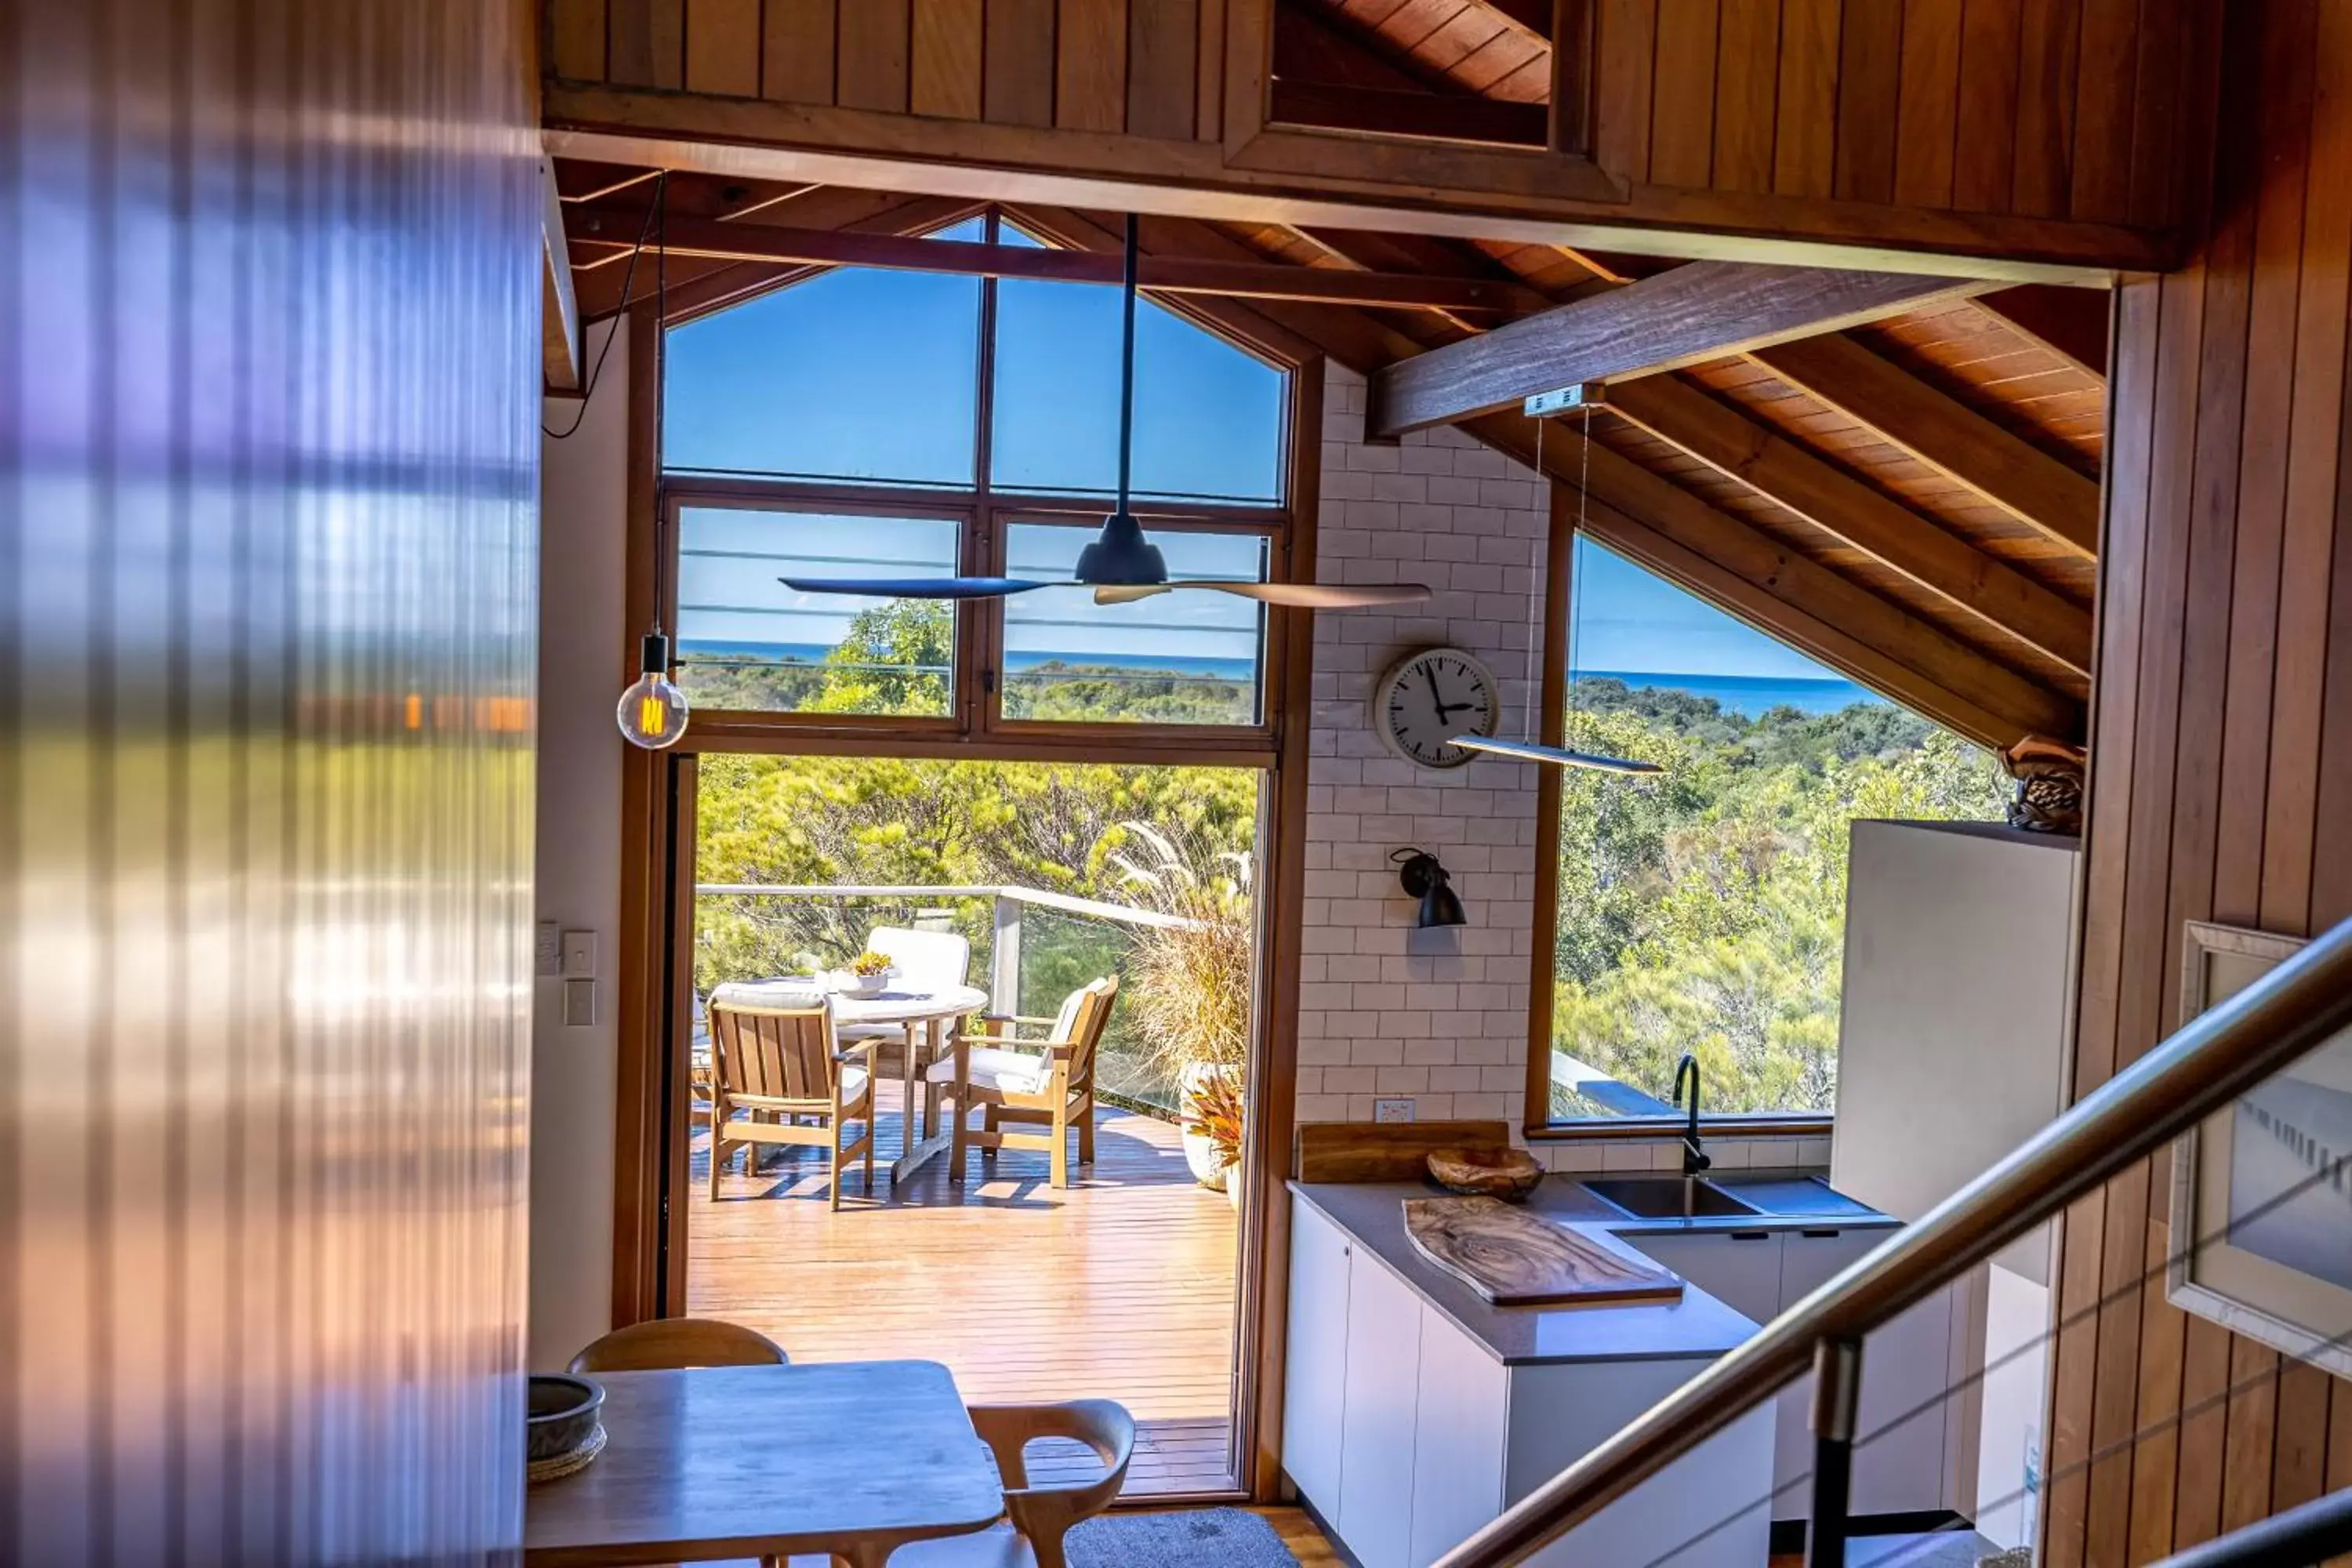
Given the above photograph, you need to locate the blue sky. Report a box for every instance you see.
[661,220,1851,687]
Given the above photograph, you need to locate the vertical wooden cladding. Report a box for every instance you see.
[5,0,539,1562]
[1584,0,2216,226]
[575,0,1214,136]
[2044,2,2352,1563]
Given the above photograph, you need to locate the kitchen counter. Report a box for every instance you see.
[1287,1170,1895,1367]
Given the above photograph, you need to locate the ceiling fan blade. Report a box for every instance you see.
[1091,584,1173,605]
[1451,735,1664,775]
[1170,580,1435,608]
[778,576,1054,601]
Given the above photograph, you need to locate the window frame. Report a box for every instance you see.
[1523,504,1835,1143]
[656,207,1298,764]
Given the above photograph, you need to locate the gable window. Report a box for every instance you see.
[1538,536,2008,1129]
[658,211,1294,740]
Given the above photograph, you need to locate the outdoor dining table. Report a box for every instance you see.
[522,1360,1003,1567]
[725,977,991,1185]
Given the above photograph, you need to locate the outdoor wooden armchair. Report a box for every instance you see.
[706,985,877,1210]
[926,976,1117,1189]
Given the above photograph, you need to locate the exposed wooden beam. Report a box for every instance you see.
[1603,375,2093,677]
[1366,263,1984,437]
[1469,414,2085,747]
[567,204,1554,315]
[539,157,583,393]
[1267,81,1548,147]
[1974,284,2112,379]
[1749,332,2103,557]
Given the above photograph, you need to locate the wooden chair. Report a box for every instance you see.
[967,1400,1135,1568]
[927,977,1117,1189]
[566,1316,787,1374]
[706,985,877,1211]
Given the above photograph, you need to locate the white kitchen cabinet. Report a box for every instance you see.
[1338,1243,1425,1568]
[1283,1200,1352,1510]
[1283,1196,1774,1568]
[1409,1308,1510,1566]
[1778,1227,1955,1519]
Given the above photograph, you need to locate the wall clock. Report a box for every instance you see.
[1374,647,1500,771]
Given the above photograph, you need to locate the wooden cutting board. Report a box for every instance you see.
[1403,1196,1686,1307]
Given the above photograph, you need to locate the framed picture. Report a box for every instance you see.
[2166,920,2352,1374]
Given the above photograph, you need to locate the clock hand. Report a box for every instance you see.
[1424,666,1472,717]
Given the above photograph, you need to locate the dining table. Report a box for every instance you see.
[720,977,991,1185]
[522,1360,1004,1567]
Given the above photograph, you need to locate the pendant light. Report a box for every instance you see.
[779,215,1431,611]
[619,172,691,751]
[1450,397,1662,776]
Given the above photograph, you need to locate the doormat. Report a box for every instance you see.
[1066,1507,1301,1567]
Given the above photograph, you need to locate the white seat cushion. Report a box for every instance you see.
[925,1046,1051,1095]
[710,979,828,1011]
[838,1065,870,1104]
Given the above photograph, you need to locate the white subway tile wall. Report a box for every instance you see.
[1294,364,1545,1130]
[1293,366,1828,1174]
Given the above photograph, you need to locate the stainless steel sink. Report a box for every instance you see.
[1584,1176,1762,1220]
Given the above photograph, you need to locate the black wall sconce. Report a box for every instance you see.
[1392,848,1467,929]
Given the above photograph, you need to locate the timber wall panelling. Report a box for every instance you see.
[5,0,543,1560]
[2044,1,2352,1563]
[544,0,2220,270]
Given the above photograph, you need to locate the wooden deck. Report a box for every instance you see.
[687,1080,1241,1497]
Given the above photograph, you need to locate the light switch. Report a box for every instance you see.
[535,922,563,977]
[561,929,597,978]
[564,978,597,1027]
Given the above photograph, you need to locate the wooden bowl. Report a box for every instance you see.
[528,1374,605,1467]
[1426,1146,1544,1202]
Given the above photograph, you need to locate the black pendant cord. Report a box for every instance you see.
[647,172,672,669]
[1116,211,1138,517]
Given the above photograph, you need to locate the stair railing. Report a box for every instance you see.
[1433,913,2352,1568]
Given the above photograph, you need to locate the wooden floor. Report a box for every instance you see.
[765,1507,1341,1566]
[687,1080,1240,1497]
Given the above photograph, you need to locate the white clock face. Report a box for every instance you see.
[1377,648,1499,770]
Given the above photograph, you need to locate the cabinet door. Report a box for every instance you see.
[1619,1229,1785,1325]
[1338,1248,1424,1568]
[1409,1309,1508,1566]
[1283,1201,1352,1512]
[1777,1229,1953,1519]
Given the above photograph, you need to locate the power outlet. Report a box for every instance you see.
[1374,1098,1416,1124]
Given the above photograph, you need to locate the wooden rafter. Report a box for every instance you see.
[1974,285,2111,380]
[568,204,1554,315]
[1602,375,2093,677]
[1468,416,2085,747]
[1748,334,2103,557]
[1267,81,1548,146]
[1366,263,1985,437]
[540,157,583,393]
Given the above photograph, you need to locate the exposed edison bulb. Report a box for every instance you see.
[617,633,690,750]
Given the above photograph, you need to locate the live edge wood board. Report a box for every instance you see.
[1404,1196,1685,1308]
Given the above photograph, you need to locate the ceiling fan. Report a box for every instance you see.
[780,215,1432,612]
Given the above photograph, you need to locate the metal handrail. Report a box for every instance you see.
[1437,913,2352,1567]
[695,881,1203,931]
[2147,1486,2352,1567]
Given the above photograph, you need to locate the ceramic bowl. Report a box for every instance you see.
[830,969,891,998]
[526,1374,605,1465]
[1426,1145,1545,1203]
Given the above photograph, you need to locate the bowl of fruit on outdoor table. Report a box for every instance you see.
[828,951,897,999]
[1427,1146,1545,1202]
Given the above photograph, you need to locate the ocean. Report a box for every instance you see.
[1573,670,1882,717]
[681,641,1882,715]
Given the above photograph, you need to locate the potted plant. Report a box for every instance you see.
[829,949,895,998]
[1108,824,1254,1192]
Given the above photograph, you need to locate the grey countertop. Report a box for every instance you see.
[1288,1170,1896,1368]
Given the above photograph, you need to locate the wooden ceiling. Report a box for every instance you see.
[554,107,2108,753]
